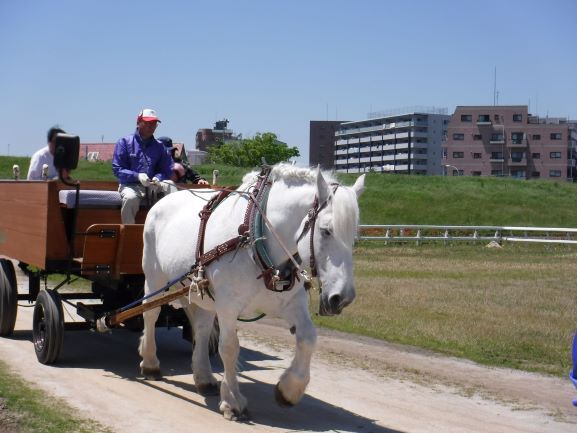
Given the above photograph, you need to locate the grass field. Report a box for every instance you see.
[313,242,577,377]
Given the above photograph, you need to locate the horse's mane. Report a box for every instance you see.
[240,163,338,187]
[241,164,358,247]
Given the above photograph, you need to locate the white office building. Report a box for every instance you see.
[334,107,449,174]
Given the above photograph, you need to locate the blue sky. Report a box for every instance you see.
[1,0,576,162]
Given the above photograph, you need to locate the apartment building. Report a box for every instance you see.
[443,106,577,181]
[333,107,449,174]
[309,120,344,169]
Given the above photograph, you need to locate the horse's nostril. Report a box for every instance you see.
[329,295,341,312]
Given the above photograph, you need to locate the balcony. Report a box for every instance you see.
[507,139,527,148]
[509,158,527,166]
[476,116,492,126]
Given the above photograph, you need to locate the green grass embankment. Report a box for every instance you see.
[4,156,577,227]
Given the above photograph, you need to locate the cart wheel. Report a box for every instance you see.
[32,289,64,364]
[0,259,18,336]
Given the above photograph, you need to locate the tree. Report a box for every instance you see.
[207,132,299,167]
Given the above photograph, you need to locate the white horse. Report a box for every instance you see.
[139,164,365,420]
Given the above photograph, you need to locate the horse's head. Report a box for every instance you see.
[298,169,365,316]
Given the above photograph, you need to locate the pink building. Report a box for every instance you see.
[80,143,116,161]
[443,106,577,181]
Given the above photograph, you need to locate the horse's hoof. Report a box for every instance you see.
[197,382,219,396]
[232,408,250,422]
[274,383,294,407]
[141,367,162,380]
[222,407,250,422]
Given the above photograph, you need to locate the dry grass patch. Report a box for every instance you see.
[312,243,577,376]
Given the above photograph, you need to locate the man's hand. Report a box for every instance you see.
[198,179,209,185]
[138,173,151,187]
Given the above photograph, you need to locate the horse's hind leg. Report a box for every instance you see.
[275,297,317,407]
[138,281,162,379]
[180,302,219,395]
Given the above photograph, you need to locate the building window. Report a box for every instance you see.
[472,171,482,176]
[473,134,482,141]
[550,152,562,159]
[513,114,523,122]
[532,171,540,178]
[460,114,472,122]
[550,132,562,140]
[491,170,504,177]
[477,114,491,123]
[511,132,524,144]
[490,133,504,142]
[452,133,465,140]
[511,170,526,178]
[532,134,541,140]
[453,152,464,158]
[549,170,562,177]
[531,153,540,159]
[491,151,503,160]
[473,153,482,159]
[511,151,524,162]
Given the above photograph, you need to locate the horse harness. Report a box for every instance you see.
[192,166,336,294]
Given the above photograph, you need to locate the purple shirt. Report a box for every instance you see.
[112,131,173,184]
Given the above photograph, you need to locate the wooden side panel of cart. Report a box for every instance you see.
[0,180,146,275]
[81,224,144,278]
[0,181,67,269]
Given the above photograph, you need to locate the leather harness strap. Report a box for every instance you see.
[296,184,339,280]
[195,189,242,268]
[192,167,334,293]
[194,167,296,291]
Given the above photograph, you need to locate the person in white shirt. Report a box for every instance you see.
[27,126,68,180]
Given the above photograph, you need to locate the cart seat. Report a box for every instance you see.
[59,190,122,208]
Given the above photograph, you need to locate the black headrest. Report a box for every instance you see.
[53,133,80,170]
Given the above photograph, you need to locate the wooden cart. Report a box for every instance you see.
[0,179,212,364]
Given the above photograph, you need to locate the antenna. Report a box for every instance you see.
[493,66,497,106]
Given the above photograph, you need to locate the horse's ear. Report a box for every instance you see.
[316,167,330,204]
[352,174,365,198]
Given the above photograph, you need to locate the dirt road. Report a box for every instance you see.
[1,274,576,432]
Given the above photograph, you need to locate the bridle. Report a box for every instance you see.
[295,184,339,283]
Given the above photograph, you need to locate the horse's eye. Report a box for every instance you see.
[321,228,332,237]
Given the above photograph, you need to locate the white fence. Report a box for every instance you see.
[358,225,577,245]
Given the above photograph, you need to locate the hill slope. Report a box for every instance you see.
[3,157,577,227]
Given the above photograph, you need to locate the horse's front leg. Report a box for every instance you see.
[275,295,317,407]
[218,313,248,420]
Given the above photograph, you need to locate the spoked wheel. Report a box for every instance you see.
[32,289,64,364]
[0,259,18,336]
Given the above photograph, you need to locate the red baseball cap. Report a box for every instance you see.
[137,108,161,123]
